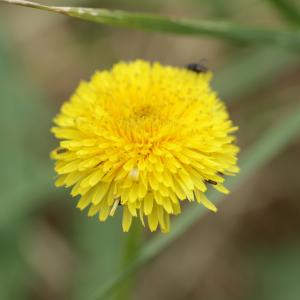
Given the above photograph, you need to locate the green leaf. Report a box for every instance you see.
[2,0,300,49]
[89,105,300,300]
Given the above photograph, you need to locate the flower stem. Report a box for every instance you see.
[114,221,143,300]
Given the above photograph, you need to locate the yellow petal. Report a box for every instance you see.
[201,194,217,212]
[91,182,110,205]
[214,183,229,194]
[122,206,133,232]
[144,193,154,215]
[148,205,159,232]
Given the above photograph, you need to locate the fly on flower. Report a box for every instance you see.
[185,61,208,73]
[51,60,239,233]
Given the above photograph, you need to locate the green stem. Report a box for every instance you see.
[2,0,300,49]
[114,221,142,300]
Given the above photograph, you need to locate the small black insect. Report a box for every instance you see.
[56,148,67,154]
[186,62,208,74]
[205,179,217,185]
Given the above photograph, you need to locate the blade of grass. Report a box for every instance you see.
[2,0,300,49]
[89,105,300,300]
[266,0,300,26]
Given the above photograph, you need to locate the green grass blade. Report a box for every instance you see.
[267,0,300,26]
[89,105,300,300]
[2,0,300,49]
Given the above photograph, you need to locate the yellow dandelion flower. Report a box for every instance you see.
[51,60,239,233]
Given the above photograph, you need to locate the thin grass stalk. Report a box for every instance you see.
[2,0,300,49]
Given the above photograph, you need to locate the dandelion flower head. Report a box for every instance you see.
[51,60,239,233]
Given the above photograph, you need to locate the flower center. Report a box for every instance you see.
[132,104,156,119]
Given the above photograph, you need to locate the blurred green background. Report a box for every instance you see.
[0,0,300,299]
